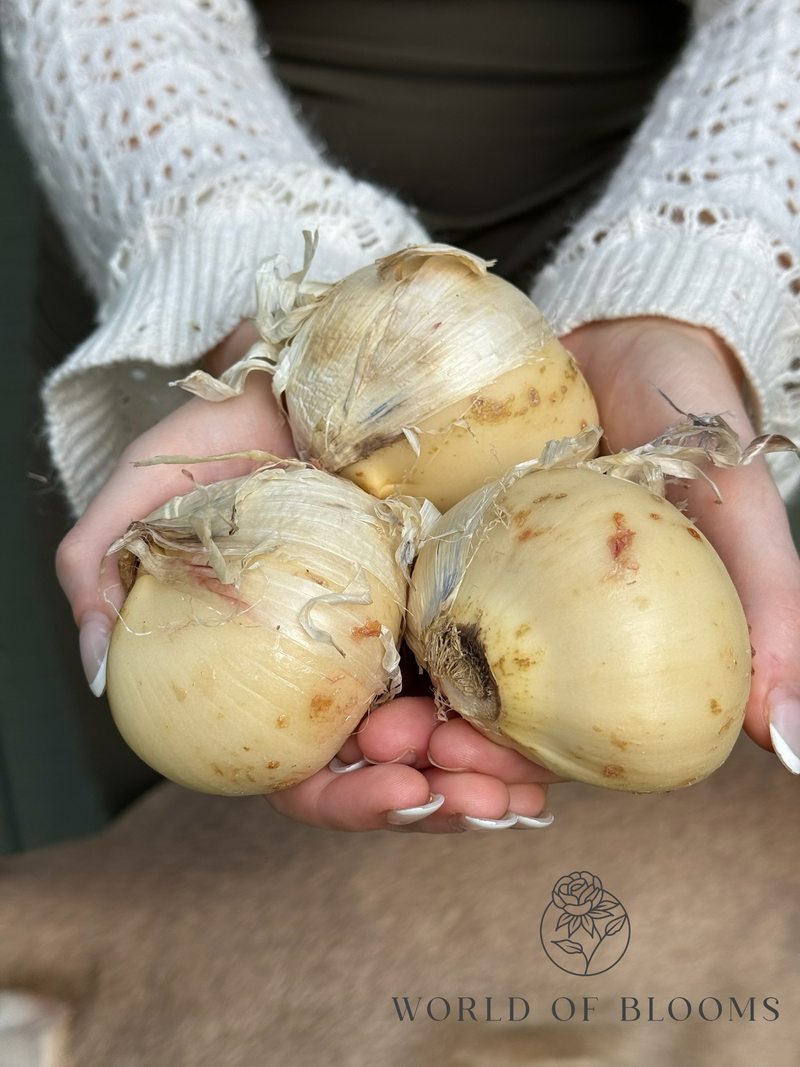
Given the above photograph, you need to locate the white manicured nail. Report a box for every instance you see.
[769,700,800,775]
[386,793,445,825]
[328,756,369,774]
[364,749,417,766]
[80,611,111,697]
[514,810,554,828]
[457,811,518,831]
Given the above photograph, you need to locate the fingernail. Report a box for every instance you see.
[80,611,111,697]
[386,793,445,825]
[769,697,800,775]
[426,751,464,772]
[514,810,554,828]
[456,811,518,831]
[328,756,369,774]
[364,749,417,767]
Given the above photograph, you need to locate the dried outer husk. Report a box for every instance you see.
[106,455,438,796]
[174,234,598,510]
[406,417,797,793]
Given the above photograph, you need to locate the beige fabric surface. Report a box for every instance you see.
[0,733,796,1066]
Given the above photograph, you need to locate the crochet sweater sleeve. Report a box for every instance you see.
[531,0,800,497]
[3,1,799,510]
[0,0,428,514]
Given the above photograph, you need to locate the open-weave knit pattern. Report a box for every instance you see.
[3,0,800,510]
[0,0,427,512]
[533,0,800,495]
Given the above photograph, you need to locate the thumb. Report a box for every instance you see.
[688,456,800,776]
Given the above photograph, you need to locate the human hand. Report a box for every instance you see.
[562,316,800,777]
[268,688,557,834]
[56,321,293,697]
[57,321,554,834]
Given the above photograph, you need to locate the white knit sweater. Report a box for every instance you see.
[2,0,800,512]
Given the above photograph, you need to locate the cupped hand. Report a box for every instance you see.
[57,321,553,835]
[56,321,293,697]
[562,316,800,777]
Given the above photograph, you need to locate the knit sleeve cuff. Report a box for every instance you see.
[43,159,429,515]
[531,211,800,499]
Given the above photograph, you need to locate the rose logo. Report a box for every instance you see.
[540,871,630,975]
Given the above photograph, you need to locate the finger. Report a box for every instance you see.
[427,716,562,783]
[353,696,441,768]
[57,377,295,692]
[402,771,549,834]
[570,319,800,774]
[266,762,435,831]
[688,456,800,766]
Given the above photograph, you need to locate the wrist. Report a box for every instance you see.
[201,320,261,378]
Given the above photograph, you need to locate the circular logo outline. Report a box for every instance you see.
[540,870,630,976]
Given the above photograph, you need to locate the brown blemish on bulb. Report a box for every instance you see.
[271,773,305,791]
[533,494,552,505]
[607,512,639,576]
[518,528,533,542]
[610,736,629,751]
[243,746,251,751]
[172,683,187,703]
[512,509,532,527]
[678,776,698,788]
[603,764,625,778]
[555,492,568,499]
[709,698,723,715]
[718,717,735,735]
[310,694,334,717]
[276,714,289,729]
[564,359,579,381]
[351,619,381,639]
[650,512,662,520]
[211,764,224,777]
[267,760,280,769]
[515,623,532,638]
[687,527,703,541]
[471,395,514,423]
[592,725,603,734]
[513,656,533,669]
[560,385,568,394]
[529,388,541,405]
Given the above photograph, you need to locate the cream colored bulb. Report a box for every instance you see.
[407,431,754,794]
[176,238,598,511]
[106,461,427,795]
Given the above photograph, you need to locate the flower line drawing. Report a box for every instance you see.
[549,871,629,975]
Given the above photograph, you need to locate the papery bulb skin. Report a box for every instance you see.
[107,464,423,795]
[340,346,597,513]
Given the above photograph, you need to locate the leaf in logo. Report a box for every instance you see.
[581,914,597,937]
[552,940,584,954]
[556,912,571,931]
[605,915,627,937]
[588,908,612,920]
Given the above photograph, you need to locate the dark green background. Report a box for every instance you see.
[2,66,798,854]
